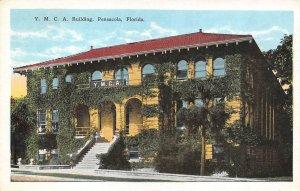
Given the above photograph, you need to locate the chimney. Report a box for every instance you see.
[90,45,93,50]
[199,29,202,33]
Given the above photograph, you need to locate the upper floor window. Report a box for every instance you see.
[213,58,225,77]
[195,59,206,78]
[177,60,188,79]
[41,79,46,94]
[52,109,59,133]
[92,70,102,81]
[38,110,46,133]
[52,78,59,90]
[65,74,73,83]
[142,64,155,79]
[115,67,129,82]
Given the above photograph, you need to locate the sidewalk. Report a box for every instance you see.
[11,168,266,182]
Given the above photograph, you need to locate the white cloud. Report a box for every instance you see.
[139,22,177,39]
[11,25,83,42]
[11,48,27,58]
[125,30,139,36]
[36,45,83,58]
[205,25,289,37]
[149,22,177,36]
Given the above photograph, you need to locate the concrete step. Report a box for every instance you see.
[74,141,113,169]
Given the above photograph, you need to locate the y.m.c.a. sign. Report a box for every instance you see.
[90,79,127,88]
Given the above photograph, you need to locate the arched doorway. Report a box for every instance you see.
[125,98,142,135]
[99,101,116,141]
[75,104,90,137]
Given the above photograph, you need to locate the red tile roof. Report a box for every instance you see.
[14,32,252,71]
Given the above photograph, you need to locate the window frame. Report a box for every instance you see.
[52,77,59,90]
[51,109,59,133]
[38,110,46,134]
[195,58,207,79]
[65,74,73,83]
[213,57,226,77]
[91,70,102,81]
[142,64,155,79]
[115,67,129,83]
[177,60,188,80]
[41,78,47,94]
[195,98,204,107]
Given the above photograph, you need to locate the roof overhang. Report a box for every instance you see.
[13,36,253,73]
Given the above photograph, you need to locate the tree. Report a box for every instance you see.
[177,83,229,175]
[265,35,292,92]
[264,34,293,175]
[11,97,35,164]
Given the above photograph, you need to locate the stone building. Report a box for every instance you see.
[13,31,285,175]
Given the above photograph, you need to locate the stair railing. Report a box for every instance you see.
[70,132,98,167]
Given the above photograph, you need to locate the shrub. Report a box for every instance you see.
[97,133,131,170]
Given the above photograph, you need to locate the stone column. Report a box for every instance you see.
[206,56,213,77]
[129,62,141,85]
[115,103,125,133]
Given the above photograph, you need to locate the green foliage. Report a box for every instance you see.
[265,34,292,88]
[142,105,159,118]
[11,98,35,163]
[154,130,201,175]
[97,134,131,170]
[126,129,159,160]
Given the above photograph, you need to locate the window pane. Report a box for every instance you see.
[65,74,72,83]
[52,78,58,89]
[115,67,129,82]
[213,58,225,76]
[213,69,225,76]
[195,99,203,107]
[178,60,188,70]
[92,71,102,81]
[177,60,188,79]
[195,71,206,78]
[195,60,206,70]
[214,58,225,69]
[39,110,46,133]
[52,109,59,132]
[41,79,46,94]
[177,70,187,79]
[182,100,188,108]
[39,110,46,122]
[52,109,59,122]
[142,64,155,78]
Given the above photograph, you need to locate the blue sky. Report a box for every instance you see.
[11,9,293,68]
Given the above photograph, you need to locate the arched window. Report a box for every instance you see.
[41,78,46,94]
[142,64,155,79]
[65,74,73,83]
[177,60,188,79]
[115,67,129,82]
[91,70,102,81]
[52,78,59,90]
[195,58,206,78]
[213,58,225,76]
